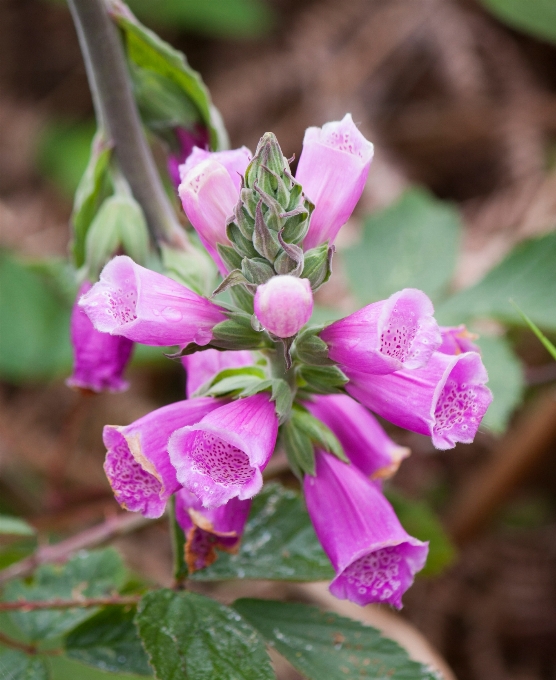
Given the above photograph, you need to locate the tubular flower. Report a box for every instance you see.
[174,488,251,573]
[103,397,223,518]
[320,288,441,375]
[182,349,254,398]
[167,125,210,188]
[304,452,428,609]
[346,351,493,450]
[178,147,251,273]
[169,393,279,508]
[438,325,480,355]
[254,276,313,338]
[79,256,225,347]
[67,281,134,393]
[296,114,374,250]
[304,394,410,479]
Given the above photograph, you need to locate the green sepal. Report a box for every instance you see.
[241,257,275,284]
[212,269,255,296]
[217,242,243,271]
[302,243,334,291]
[281,419,315,478]
[290,405,347,462]
[242,377,293,423]
[253,201,281,262]
[293,325,332,366]
[275,231,304,276]
[297,364,348,394]
[211,313,273,350]
[229,283,255,314]
[226,222,258,258]
[192,366,267,397]
[232,202,255,240]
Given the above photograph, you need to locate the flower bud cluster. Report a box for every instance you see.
[73,116,492,608]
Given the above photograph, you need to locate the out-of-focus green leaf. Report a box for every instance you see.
[49,654,147,680]
[191,483,334,582]
[436,232,556,331]
[3,549,127,641]
[384,489,456,577]
[475,334,524,433]
[234,599,441,680]
[478,0,556,45]
[343,188,461,305]
[510,301,556,360]
[35,120,96,198]
[0,649,49,680]
[126,0,273,38]
[65,606,152,676]
[0,516,35,536]
[0,251,73,382]
[136,590,274,680]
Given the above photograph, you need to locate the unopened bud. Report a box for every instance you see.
[254,275,313,338]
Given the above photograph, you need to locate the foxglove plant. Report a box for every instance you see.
[81,116,492,609]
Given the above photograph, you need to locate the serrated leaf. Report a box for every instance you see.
[477,0,556,45]
[191,483,333,582]
[64,606,152,676]
[0,649,49,680]
[297,364,348,394]
[4,548,126,642]
[234,599,440,680]
[0,516,35,536]
[436,232,556,331]
[384,489,456,577]
[136,590,274,680]
[343,188,461,305]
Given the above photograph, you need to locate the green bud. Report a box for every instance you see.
[212,312,272,350]
[301,244,334,291]
[217,243,243,271]
[242,257,275,284]
[253,201,281,262]
[226,222,258,258]
[293,326,332,366]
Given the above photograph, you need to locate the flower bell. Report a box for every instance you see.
[182,349,254,398]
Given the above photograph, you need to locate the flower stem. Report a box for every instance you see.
[0,596,140,611]
[67,0,187,249]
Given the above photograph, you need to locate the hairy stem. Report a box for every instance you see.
[67,0,187,249]
[0,596,140,611]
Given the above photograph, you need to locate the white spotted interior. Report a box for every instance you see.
[104,279,137,326]
[434,378,478,438]
[190,432,253,486]
[380,305,420,363]
[342,546,406,602]
[105,441,161,506]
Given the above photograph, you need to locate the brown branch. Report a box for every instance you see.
[0,631,40,655]
[0,595,140,611]
[0,512,151,585]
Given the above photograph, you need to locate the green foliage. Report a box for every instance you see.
[191,483,333,582]
[436,232,556,331]
[234,599,440,680]
[384,488,456,577]
[0,516,35,537]
[48,654,146,680]
[136,589,274,680]
[3,549,126,641]
[342,188,461,305]
[64,606,152,676]
[478,0,556,45]
[510,301,556,360]
[0,649,49,680]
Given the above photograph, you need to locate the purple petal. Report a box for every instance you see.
[167,125,210,188]
[79,256,225,346]
[67,282,134,393]
[438,325,480,355]
[174,488,251,572]
[346,351,493,449]
[304,394,409,479]
[169,393,278,507]
[320,288,441,375]
[179,146,252,192]
[296,114,374,250]
[304,452,428,608]
[182,349,254,398]
[103,397,222,518]
[254,276,313,338]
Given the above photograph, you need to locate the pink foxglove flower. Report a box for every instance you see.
[438,325,480,355]
[183,349,253,398]
[67,282,133,393]
[167,125,210,188]
[178,147,251,273]
[320,288,441,375]
[168,393,279,508]
[79,256,225,347]
[103,397,222,518]
[305,394,409,479]
[296,114,374,250]
[254,276,313,338]
[304,452,428,608]
[346,351,492,450]
[175,488,251,573]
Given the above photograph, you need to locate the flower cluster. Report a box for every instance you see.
[74,114,492,608]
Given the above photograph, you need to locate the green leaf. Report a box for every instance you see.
[384,489,456,577]
[0,516,35,537]
[477,0,556,45]
[281,419,315,477]
[112,7,227,150]
[136,589,274,680]
[4,548,126,641]
[64,606,152,676]
[475,334,524,433]
[290,407,347,462]
[0,251,72,382]
[297,364,348,394]
[126,0,273,38]
[510,301,556,360]
[436,232,556,331]
[191,483,334,582]
[234,599,440,680]
[293,326,331,366]
[343,188,461,305]
[0,649,49,680]
[48,654,145,680]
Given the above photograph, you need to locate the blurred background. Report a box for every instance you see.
[1,1,556,678]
